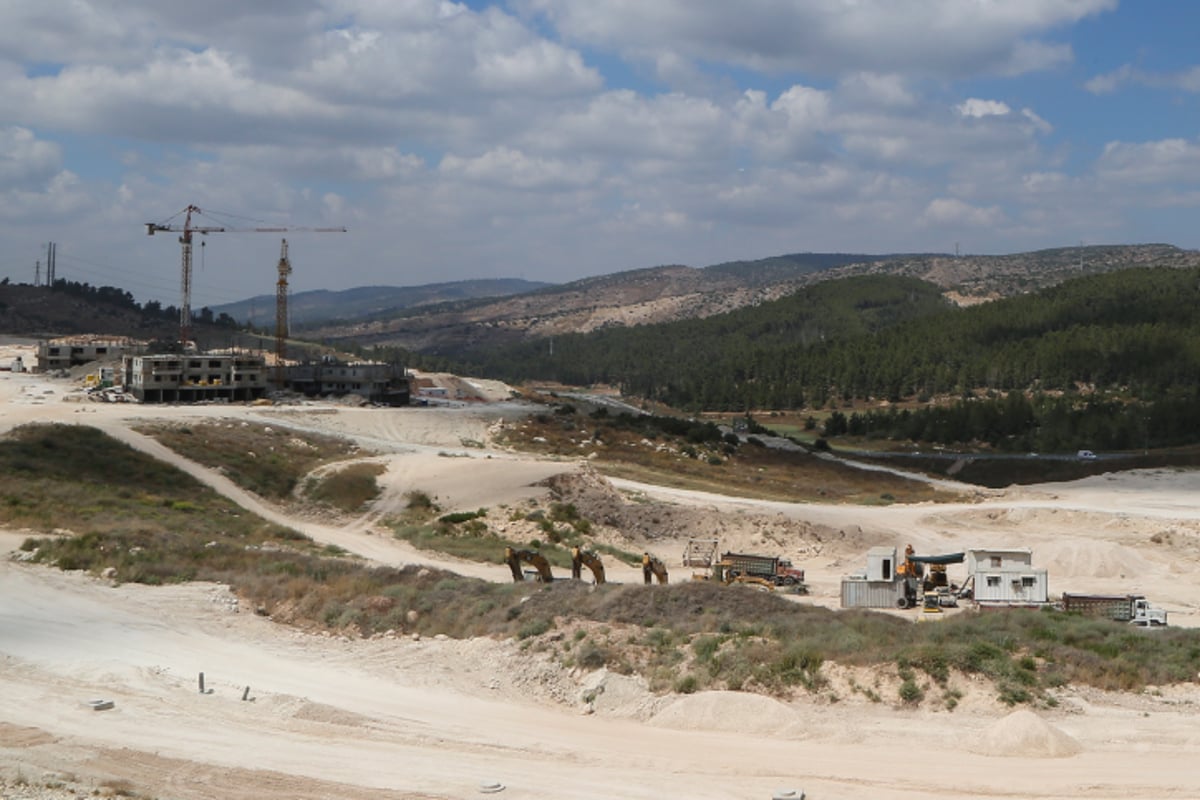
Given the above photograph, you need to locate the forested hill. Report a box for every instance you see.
[306,244,1198,354]
[446,266,1200,412]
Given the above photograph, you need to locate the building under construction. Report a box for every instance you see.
[286,358,410,406]
[37,336,147,372]
[121,353,268,403]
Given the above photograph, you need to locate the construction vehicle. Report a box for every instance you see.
[642,554,669,584]
[682,539,719,573]
[504,547,553,583]
[1061,593,1167,626]
[717,551,806,588]
[571,547,606,584]
[895,546,963,609]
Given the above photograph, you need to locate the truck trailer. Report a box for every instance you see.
[1061,593,1167,626]
[717,552,806,587]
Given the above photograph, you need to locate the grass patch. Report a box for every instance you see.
[0,425,304,573]
[137,420,367,500]
[304,461,386,512]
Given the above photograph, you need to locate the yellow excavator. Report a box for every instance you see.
[504,547,553,583]
[571,547,606,584]
[642,553,669,584]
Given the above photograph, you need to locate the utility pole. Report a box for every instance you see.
[45,242,57,285]
[34,260,40,286]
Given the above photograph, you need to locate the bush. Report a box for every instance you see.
[518,618,552,639]
[575,639,610,670]
[674,674,699,694]
[405,491,436,512]
[439,509,487,524]
[899,678,924,705]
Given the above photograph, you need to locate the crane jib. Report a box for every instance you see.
[145,205,345,347]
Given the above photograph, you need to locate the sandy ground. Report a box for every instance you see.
[2,346,1200,800]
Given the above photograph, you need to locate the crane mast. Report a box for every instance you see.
[145,205,344,349]
[146,204,225,347]
[275,238,291,387]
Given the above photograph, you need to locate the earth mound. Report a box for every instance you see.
[971,709,1082,758]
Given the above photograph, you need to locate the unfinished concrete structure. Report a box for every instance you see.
[37,336,146,372]
[121,353,268,403]
[286,358,410,406]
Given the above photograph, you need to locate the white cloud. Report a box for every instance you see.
[0,168,89,223]
[525,90,730,164]
[1021,108,1053,135]
[1086,63,1200,95]
[999,39,1073,76]
[1095,138,1200,185]
[957,99,1012,118]
[439,147,599,190]
[1084,64,1135,94]
[922,197,1005,227]
[838,73,916,108]
[0,1,602,152]
[517,0,1114,77]
[0,127,63,186]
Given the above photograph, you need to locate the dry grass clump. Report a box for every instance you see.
[303,461,386,511]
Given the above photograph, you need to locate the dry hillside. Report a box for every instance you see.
[307,244,1200,353]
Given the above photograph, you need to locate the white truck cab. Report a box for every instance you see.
[1130,598,1168,627]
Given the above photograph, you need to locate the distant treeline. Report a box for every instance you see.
[48,279,240,329]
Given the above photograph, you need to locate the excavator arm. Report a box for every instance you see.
[571,547,606,584]
[642,553,669,584]
[505,547,554,583]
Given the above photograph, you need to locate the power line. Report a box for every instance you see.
[52,251,255,306]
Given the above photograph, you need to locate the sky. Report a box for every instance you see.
[2,0,1200,311]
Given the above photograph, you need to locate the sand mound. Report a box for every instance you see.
[580,669,664,721]
[648,691,802,735]
[971,709,1081,758]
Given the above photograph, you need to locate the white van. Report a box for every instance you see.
[1076,449,1097,460]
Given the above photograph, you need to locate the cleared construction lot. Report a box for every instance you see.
[2,350,1200,800]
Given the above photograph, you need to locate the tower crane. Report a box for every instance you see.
[275,238,290,388]
[145,204,345,347]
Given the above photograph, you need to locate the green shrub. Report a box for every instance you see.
[518,618,552,639]
[674,674,699,694]
[439,509,487,524]
[575,640,610,670]
[898,678,924,705]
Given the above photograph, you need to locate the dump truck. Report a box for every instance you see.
[718,552,806,587]
[1061,593,1167,626]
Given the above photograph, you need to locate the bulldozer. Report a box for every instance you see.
[642,553,669,584]
[504,547,553,583]
[571,547,606,584]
